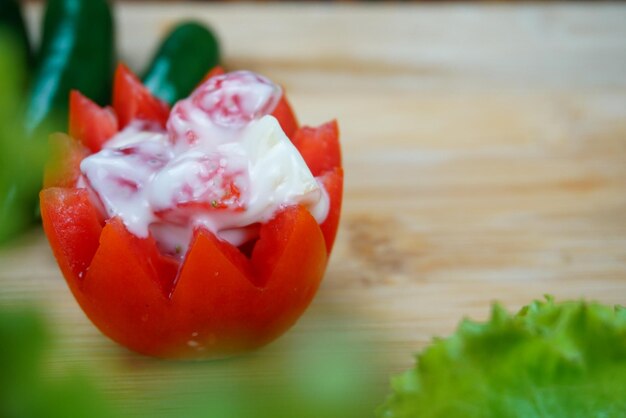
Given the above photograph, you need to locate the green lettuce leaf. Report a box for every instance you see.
[378,296,626,418]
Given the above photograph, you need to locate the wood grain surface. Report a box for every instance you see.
[2,2,626,412]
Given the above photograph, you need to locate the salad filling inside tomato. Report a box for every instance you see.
[79,71,329,257]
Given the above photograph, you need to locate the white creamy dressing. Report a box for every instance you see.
[79,71,329,257]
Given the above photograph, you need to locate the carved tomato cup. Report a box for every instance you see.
[40,64,342,358]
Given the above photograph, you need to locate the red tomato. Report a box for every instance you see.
[272,94,299,140]
[40,65,343,358]
[292,120,341,177]
[69,90,118,153]
[318,167,343,254]
[113,63,170,129]
[40,188,103,284]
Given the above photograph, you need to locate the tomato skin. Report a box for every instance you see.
[291,121,343,253]
[113,63,170,129]
[41,191,327,358]
[40,188,102,287]
[293,120,341,177]
[41,67,343,358]
[318,167,343,254]
[80,217,178,356]
[272,94,299,140]
[169,205,327,358]
[69,90,119,152]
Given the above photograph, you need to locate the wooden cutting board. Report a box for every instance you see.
[1,2,625,412]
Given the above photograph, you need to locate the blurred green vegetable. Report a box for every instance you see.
[143,21,220,105]
[378,296,626,418]
[0,36,48,244]
[1,0,115,245]
[0,0,32,67]
[143,329,382,418]
[0,302,384,418]
[0,306,116,418]
[25,0,115,133]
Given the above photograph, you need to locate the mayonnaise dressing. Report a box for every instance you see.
[79,71,329,257]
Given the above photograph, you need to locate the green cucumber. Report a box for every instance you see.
[143,21,220,105]
[25,0,114,134]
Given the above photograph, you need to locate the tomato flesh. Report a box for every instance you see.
[113,63,170,129]
[292,120,341,177]
[69,90,119,153]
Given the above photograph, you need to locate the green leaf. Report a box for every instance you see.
[378,297,626,418]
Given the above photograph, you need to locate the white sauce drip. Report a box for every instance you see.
[80,71,329,257]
